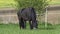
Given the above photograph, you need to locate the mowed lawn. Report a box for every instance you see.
[0,23,60,34]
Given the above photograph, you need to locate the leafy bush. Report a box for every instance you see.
[14,0,50,14]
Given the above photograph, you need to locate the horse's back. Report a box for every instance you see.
[17,7,36,21]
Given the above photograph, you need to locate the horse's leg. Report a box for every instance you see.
[23,20,26,29]
[29,21,33,29]
[17,17,22,29]
[19,21,21,29]
[19,18,23,29]
[20,18,26,29]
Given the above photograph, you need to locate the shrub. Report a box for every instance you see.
[14,0,50,14]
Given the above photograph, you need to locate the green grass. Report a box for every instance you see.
[0,23,60,34]
[49,0,60,5]
[0,0,16,8]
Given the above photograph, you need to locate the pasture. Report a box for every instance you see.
[0,23,60,34]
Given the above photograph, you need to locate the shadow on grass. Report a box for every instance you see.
[38,25,55,30]
[38,27,55,30]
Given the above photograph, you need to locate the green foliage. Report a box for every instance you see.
[0,0,60,8]
[14,0,50,14]
[0,0,16,8]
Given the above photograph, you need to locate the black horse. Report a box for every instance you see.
[17,7,38,29]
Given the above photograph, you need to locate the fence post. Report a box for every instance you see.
[45,7,48,28]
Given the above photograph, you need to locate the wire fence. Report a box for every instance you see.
[0,7,60,25]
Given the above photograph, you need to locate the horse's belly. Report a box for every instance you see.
[22,15,31,21]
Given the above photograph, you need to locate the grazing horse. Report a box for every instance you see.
[17,7,38,29]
